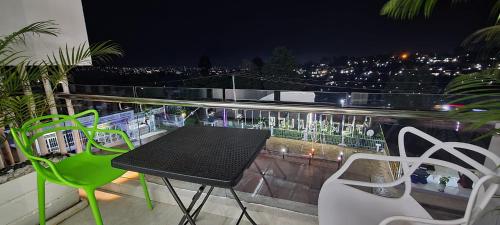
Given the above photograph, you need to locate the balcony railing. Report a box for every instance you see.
[2,85,496,217]
[68,84,494,111]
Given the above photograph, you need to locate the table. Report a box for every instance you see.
[112,126,271,225]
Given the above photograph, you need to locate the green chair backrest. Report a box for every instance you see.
[10,109,101,185]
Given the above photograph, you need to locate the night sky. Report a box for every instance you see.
[81,0,493,66]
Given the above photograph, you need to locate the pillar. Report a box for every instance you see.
[42,73,68,154]
[0,128,14,167]
[61,76,84,153]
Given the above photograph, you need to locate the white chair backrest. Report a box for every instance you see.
[397,127,500,224]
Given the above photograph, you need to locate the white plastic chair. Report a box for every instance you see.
[318,126,500,225]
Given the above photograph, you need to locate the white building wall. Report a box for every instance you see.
[0,0,90,65]
[0,0,89,223]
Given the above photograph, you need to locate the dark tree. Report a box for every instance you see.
[303,61,315,69]
[332,56,348,66]
[251,57,264,74]
[198,55,212,76]
[319,56,332,65]
[262,47,298,78]
[241,59,252,70]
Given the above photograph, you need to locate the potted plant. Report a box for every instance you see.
[0,20,122,225]
[438,176,450,192]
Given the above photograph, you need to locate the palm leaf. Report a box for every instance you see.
[0,22,60,130]
[0,21,122,132]
[491,0,500,23]
[0,20,58,51]
[446,69,500,93]
[462,25,500,55]
[380,0,500,55]
[0,94,50,128]
[0,21,59,66]
[381,0,473,19]
[380,0,439,19]
[44,41,123,86]
[445,68,500,138]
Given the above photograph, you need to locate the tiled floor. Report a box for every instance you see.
[60,190,318,225]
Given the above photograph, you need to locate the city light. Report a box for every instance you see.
[400,52,409,60]
[78,51,495,95]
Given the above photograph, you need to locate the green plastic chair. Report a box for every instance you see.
[10,109,153,225]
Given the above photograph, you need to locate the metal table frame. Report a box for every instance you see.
[161,158,276,225]
[162,178,257,225]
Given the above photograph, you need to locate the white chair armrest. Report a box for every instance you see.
[326,153,408,188]
[380,215,466,225]
[331,153,403,180]
[327,153,479,189]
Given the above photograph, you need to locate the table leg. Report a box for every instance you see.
[253,161,274,197]
[182,186,214,225]
[178,185,206,225]
[162,178,197,225]
[191,186,214,221]
[229,188,257,225]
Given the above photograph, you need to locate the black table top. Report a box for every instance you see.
[112,126,271,187]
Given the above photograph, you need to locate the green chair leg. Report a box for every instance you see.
[85,189,104,225]
[139,173,153,209]
[37,175,46,225]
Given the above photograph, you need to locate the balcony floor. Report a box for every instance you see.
[75,136,464,224]
[60,190,318,225]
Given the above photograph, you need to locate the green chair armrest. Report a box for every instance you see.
[83,128,135,154]
[31,155,75,186]
[22,109,99,131]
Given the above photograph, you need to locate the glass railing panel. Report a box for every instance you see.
[309,91,348,105]
[348,92,495,111]
[52,91,496,215]
[136,86,224,100]
[224,89,275,101]
[223,89,348,105]
[67,84,499,114]
[69,84,135,97]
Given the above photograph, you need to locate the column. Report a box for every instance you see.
[42,73,68,154]
[19,66,49,156]
[61,76,84,153]
[0,128,14,166]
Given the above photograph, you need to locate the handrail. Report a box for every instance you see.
[57,93,453,119]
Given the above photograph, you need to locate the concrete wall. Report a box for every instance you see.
[0,0,90,65]
[0,1,88,223]
[0,172,79,225]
